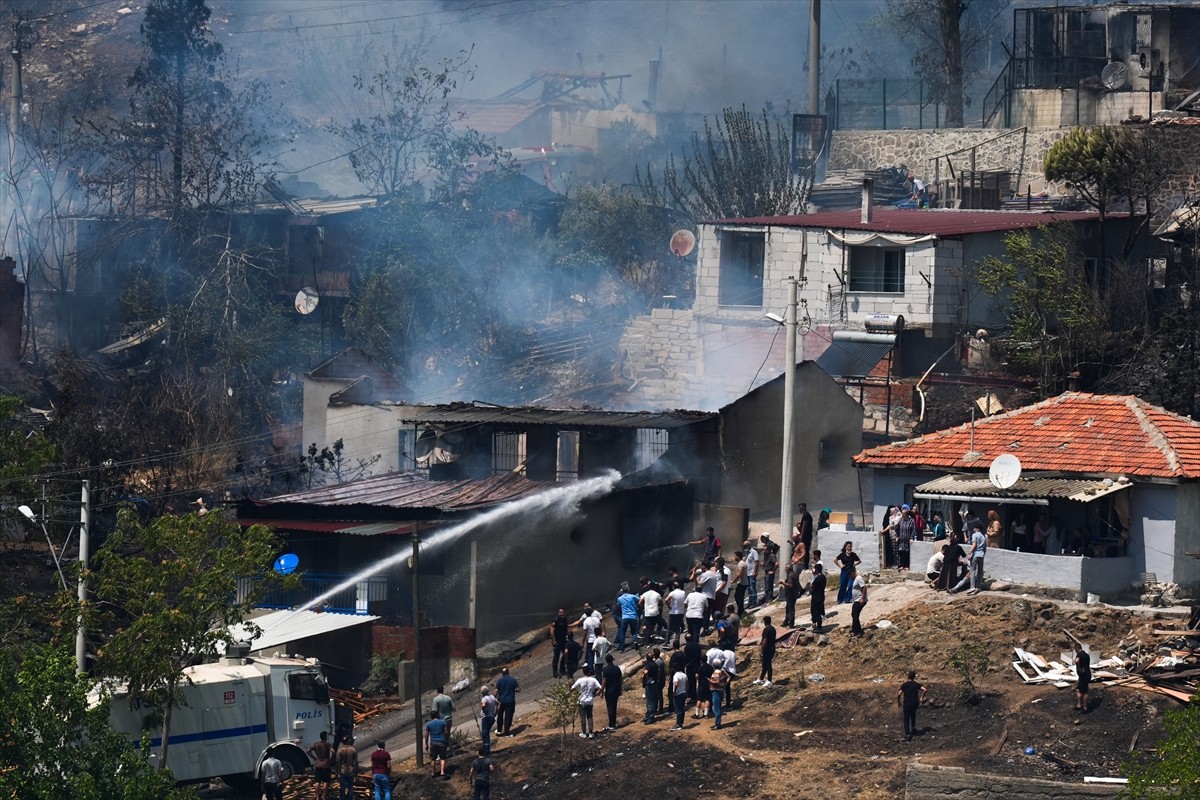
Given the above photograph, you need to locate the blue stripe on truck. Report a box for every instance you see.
[139,723,269,748]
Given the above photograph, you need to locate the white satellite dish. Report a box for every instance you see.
[295,287,320,315]
[1101,62,1128,91]
[988,453,1022,490]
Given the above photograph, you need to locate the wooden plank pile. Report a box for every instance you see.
[330,687,404,726]
[1011,624,1200,703]
[281,774,374,799]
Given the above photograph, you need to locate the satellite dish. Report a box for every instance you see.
[415,427,466,466]
[295,287,320,315]
[669,229,696,257]
[1101,62,1128,91]
[988,454,1022,490]
[274,553,300,575]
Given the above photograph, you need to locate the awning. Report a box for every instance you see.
[816,331,895,378]
[913,474,1132,505]
[224,609,379,654]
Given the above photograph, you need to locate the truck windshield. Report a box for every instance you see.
[288,671,329,704]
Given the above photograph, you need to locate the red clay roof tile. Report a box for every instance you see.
[854,393,1200,480]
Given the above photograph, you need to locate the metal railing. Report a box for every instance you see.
[252,571,388,615]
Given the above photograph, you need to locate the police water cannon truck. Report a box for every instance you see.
[104,643,334,784]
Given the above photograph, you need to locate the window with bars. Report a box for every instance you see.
[492,432,526,475]
[635,428,669,471]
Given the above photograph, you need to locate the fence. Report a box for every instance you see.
[834,78,944,130]
[250,571,389,615]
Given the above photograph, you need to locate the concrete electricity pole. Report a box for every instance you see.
[778,277,799,571]
[808,0,821,115]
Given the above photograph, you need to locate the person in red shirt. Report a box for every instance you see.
[370,740,391,800]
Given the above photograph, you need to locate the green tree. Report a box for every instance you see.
[328,46,505,201]
[638,105,811,222]
[976,224,1108,396]
[1123,700,1200,800]
[0,643,194,800]
[557,183,681,312]
[92,509,293,769]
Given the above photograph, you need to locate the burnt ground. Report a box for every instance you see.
[353,583,1184,800]
[6,538,1181,800]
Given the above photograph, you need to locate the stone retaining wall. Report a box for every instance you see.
[831,126,1200,222]
[905,762,1123,800]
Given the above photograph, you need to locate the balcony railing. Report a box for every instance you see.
[248,571,389,615]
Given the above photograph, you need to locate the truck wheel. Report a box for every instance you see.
[271,747,308,781]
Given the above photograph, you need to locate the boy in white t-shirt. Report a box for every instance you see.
[571,666,602,739]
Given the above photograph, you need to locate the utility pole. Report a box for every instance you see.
[5,13,25,238]
[778,276,799,571]
[76,480,89,674]
[808,0,821,115]
[410,525,423,768]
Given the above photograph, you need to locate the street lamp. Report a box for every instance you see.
[17,503,68,591]
[16,480,89,674]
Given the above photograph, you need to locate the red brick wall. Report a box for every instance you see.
[371,625,475,659]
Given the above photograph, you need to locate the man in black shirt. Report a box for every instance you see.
[470,747,494,800]
[796,502,814,568]
[600,653,623,731]
[754,616,776,687]
[809,563,827,632]
[641,653,660,724]
[897,670,928,740]
[1075,643,1091,712]
[562,632,582,679]
[549,608,570,678]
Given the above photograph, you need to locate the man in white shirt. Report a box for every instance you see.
[570,603,604,670]
[571,666,602,739]
[744,542,760,607]
[591,632,613,664]
[261,752,284,800]
[639,580,664,644]
[665,581,687,648]
[695,563,719,634]
[684,586,708,642]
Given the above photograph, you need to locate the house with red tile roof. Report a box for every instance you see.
[852,392,1200,598]
[618,193,1146,414]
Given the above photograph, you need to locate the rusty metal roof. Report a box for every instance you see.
[390,402,713,430]
[712,209,1123,237]
[258,470,557,512]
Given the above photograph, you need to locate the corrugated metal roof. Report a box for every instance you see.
[711,209,1122,237]
[913,474,1132,503]
[394,403,713,430]
[259,470,557,511]
[815,338,893,378]
[226,610,378,654]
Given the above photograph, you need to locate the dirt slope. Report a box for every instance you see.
[355,582,1185,800]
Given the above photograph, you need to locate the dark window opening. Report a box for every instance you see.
[719,231,766,306]
[848,247,905,293]
[288,671,330,704]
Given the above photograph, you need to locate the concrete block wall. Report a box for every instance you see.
[905,762,1122,799]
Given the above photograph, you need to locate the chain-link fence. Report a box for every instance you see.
[834,78,946,130]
